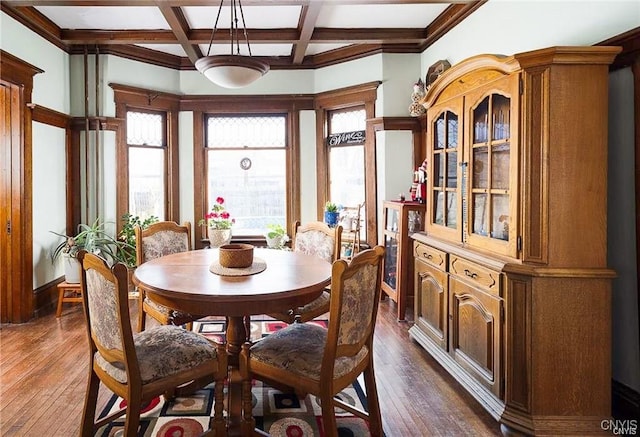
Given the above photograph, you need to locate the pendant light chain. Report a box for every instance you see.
[195,0,269,88]
[205,0,224,57]
[237,0,253,57]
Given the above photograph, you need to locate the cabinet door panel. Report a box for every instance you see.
[464,74,519,258]
[414,259,448,350]
[426,99,463,242]
[449,277,503,398]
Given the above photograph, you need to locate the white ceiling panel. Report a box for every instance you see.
[316,4,449,28]
[183,5,301,29]
[34,6,170,30]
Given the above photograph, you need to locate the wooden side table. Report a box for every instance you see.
[56,281,82,317]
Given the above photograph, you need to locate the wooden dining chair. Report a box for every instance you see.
[240,246,385,436]
[135,221,204,332]
[77,251,227,437]
[267,220,343,324]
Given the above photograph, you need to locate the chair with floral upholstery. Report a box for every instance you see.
[77,251,227,437]
[240,246,386,436]
[135,221,204,332]
[268,220,342,324]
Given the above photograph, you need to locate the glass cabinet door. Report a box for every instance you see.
[433,110,458,228]
[426,99,463,241]
[465,75,519,257]
[383,234,398,289]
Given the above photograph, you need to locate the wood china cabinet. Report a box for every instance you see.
[381,200,425,321]
[409,46,620,436]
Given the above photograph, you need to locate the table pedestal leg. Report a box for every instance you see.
[226,316,247,436]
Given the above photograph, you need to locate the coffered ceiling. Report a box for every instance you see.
[1,1,486,70]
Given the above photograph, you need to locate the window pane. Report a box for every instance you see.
[127,111,163,146]
[129,148,165,220]
[330,109,366,134]
[207,149,286,235]
[207,116,285,149]
[329,145,364,207]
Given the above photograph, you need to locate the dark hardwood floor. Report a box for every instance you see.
[0,296,501,436]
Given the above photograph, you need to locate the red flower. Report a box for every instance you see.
[221,211,230,219]
[216,197,225,205]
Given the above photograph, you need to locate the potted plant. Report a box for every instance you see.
[199,196,235,247]
[51,218,120,283]
[324,201,340,227]
[114,213,159,268]
[265,223,289,249]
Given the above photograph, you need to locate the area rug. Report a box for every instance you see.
[95,317,373,436]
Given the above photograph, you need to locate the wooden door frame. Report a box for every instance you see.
[0,50,42,323]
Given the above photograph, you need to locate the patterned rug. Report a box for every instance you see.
[95,317,373,436]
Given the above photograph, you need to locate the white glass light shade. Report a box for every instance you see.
[195,55,269,89]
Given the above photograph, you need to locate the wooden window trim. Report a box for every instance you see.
[194,110,300,249]
[315,81,381,248]
[110,83,180,229]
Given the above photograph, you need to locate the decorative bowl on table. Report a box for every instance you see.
[219,244,254,268]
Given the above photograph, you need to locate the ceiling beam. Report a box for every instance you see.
[292,2,322,64]
[59,28,427,45]
[155,3,202,63]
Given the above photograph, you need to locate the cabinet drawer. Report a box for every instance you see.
[414,243,447,271]
[449,256,501,296]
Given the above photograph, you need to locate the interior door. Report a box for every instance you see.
[0,81,13,322]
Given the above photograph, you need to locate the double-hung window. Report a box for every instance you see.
[328,107,366,210]
[204,114,288,237]
[126,109,167,220]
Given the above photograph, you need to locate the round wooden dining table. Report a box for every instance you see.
[132,247,332,435]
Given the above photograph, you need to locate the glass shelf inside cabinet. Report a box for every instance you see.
[383,234,398,289]
[470,92,511,242]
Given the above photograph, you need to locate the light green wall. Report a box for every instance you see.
[178,111,196,242]
[299,110,318,225]
[32,123,66,287]
[180,69,315,95]
[0,12,70,113]
[421,0,640,71]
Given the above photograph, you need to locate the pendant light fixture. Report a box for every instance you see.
[195,0,269,89]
